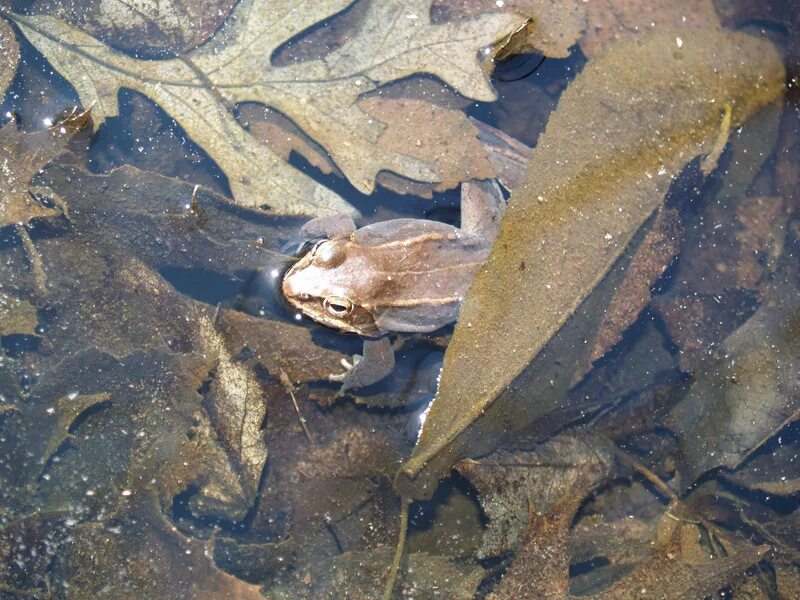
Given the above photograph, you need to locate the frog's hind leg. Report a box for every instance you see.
[460,179,506,243]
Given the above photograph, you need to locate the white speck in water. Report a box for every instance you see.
[121,489,132,496]
[294,313,302,321]
[270,268,280,279]
[42,117,53,127]
[67,391,79,400]
[46,407,55,415]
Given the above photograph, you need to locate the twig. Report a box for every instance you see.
[278,368,312,442]
[383,496,410,600]
[16,224,47,295]
[614,447,678,506]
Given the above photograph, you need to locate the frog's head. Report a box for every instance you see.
[281,238,379,336]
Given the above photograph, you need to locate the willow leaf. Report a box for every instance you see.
[397,29,786,498]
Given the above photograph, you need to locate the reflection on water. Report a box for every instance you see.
[0,1,798,597]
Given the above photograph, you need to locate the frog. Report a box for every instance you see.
[280,177,508,393]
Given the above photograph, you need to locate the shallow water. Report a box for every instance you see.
[0,1,799,598]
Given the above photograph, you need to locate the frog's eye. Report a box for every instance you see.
[323,296,353,317]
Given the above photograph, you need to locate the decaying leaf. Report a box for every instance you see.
[52,492,265,599]
[198,315,268,502]
[579,207,682,377]
[10,0,520,215]
[652,195,788,372]
[665,229,800,487]
[436,0,587,59]
[456,435,615,558]
[397,29,785,498]
[362,97,496,198]
[20,0,237,56]
[0,18,18,96]
[242,103,339,178]
[488,490,768,599]
[579,0,721,59]
[0,294,38,336]
[0,108,90,228]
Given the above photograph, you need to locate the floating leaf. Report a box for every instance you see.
[10,0,519,215]
[397,29,785,498]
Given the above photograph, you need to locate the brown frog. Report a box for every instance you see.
[281,179,506,392]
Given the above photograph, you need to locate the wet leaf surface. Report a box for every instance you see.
[8,0,521,215]
[0,18,18,96]
[456,435,615,558]
[17,0,237,56]
[0,109,90,228]
[1,2,798,597]
[665,227,800,487]
[398,28,785,499]
[579,0,721,59]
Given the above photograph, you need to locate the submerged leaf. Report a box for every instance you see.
[456,435,615,558]
[0,295,38,336]
[53,493,265,599]
[579,0,721,58]
[361,97,496,198]
[10,0,519,215]
[0,18,18,96]
[0,109,90,228]
[397,29,785,498]
[666,230,800,486]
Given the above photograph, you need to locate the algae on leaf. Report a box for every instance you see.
[10,0,519,215]
[397,29,785,498]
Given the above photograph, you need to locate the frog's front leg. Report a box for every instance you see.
[330,336,395,393]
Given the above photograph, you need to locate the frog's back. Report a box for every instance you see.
[353,219,491,333]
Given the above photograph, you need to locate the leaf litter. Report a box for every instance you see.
[8,0,522,216]
[1,2,799,598]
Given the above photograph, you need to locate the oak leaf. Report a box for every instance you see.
[10,0,519,216]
